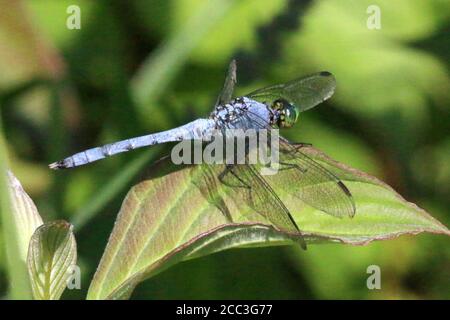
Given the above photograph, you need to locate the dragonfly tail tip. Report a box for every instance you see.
[49,161,65,170]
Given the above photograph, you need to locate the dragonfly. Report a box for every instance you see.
[50,60,355,249]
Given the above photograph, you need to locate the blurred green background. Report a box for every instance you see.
[0,0,449,299]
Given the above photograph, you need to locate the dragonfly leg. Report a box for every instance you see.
[292,142,312,149]
[192,166,234,224]
[279,161,308,173]
[218,166,252,189]
[218,166,257,216]
[280,136,312,148]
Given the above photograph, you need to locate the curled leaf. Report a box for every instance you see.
[0,169,43,299]
[5,170,44,261]
[27,220,77,300]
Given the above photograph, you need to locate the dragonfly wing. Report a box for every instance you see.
[229,111,355,218]
[192,162,306,248]
[215,59,237,107]
[220,164,306,248]
[277,141,356,218]
[191,163,233,223]
[246,71,336,112]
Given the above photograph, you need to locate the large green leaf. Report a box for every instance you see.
[87,147,449,299]
[0,169,44,299]
[27,220,77,300]
[0,111,43,299]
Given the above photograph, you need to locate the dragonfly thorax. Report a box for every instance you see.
[210,97,276,130]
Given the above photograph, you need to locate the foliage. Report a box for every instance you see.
[27,221,77,300]
[87,149,448,299]
[0,0,449,299]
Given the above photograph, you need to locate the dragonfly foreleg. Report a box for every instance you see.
[292,142,312,149]
[218,166,252,189]
[279,161,308,174]
[280,136,312,147]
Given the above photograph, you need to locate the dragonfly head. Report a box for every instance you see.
[272,99,299,128]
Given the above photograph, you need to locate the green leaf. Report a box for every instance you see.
[27,220,77,300]
[87,147,449,299]
[3,171,44,263]
[0,114,42,299]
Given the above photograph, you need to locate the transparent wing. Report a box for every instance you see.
[220,164,301,233]
[277,142,356,218]
[192,162,306,249]
[215,59,237,107]
[236,109,355,217]
[191,163,233,223]
[246,71,336,112]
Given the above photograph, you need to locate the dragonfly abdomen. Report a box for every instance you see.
[48,140,140,169]
[49,118,215,169]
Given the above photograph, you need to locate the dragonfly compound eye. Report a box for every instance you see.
[274,99,299,128]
